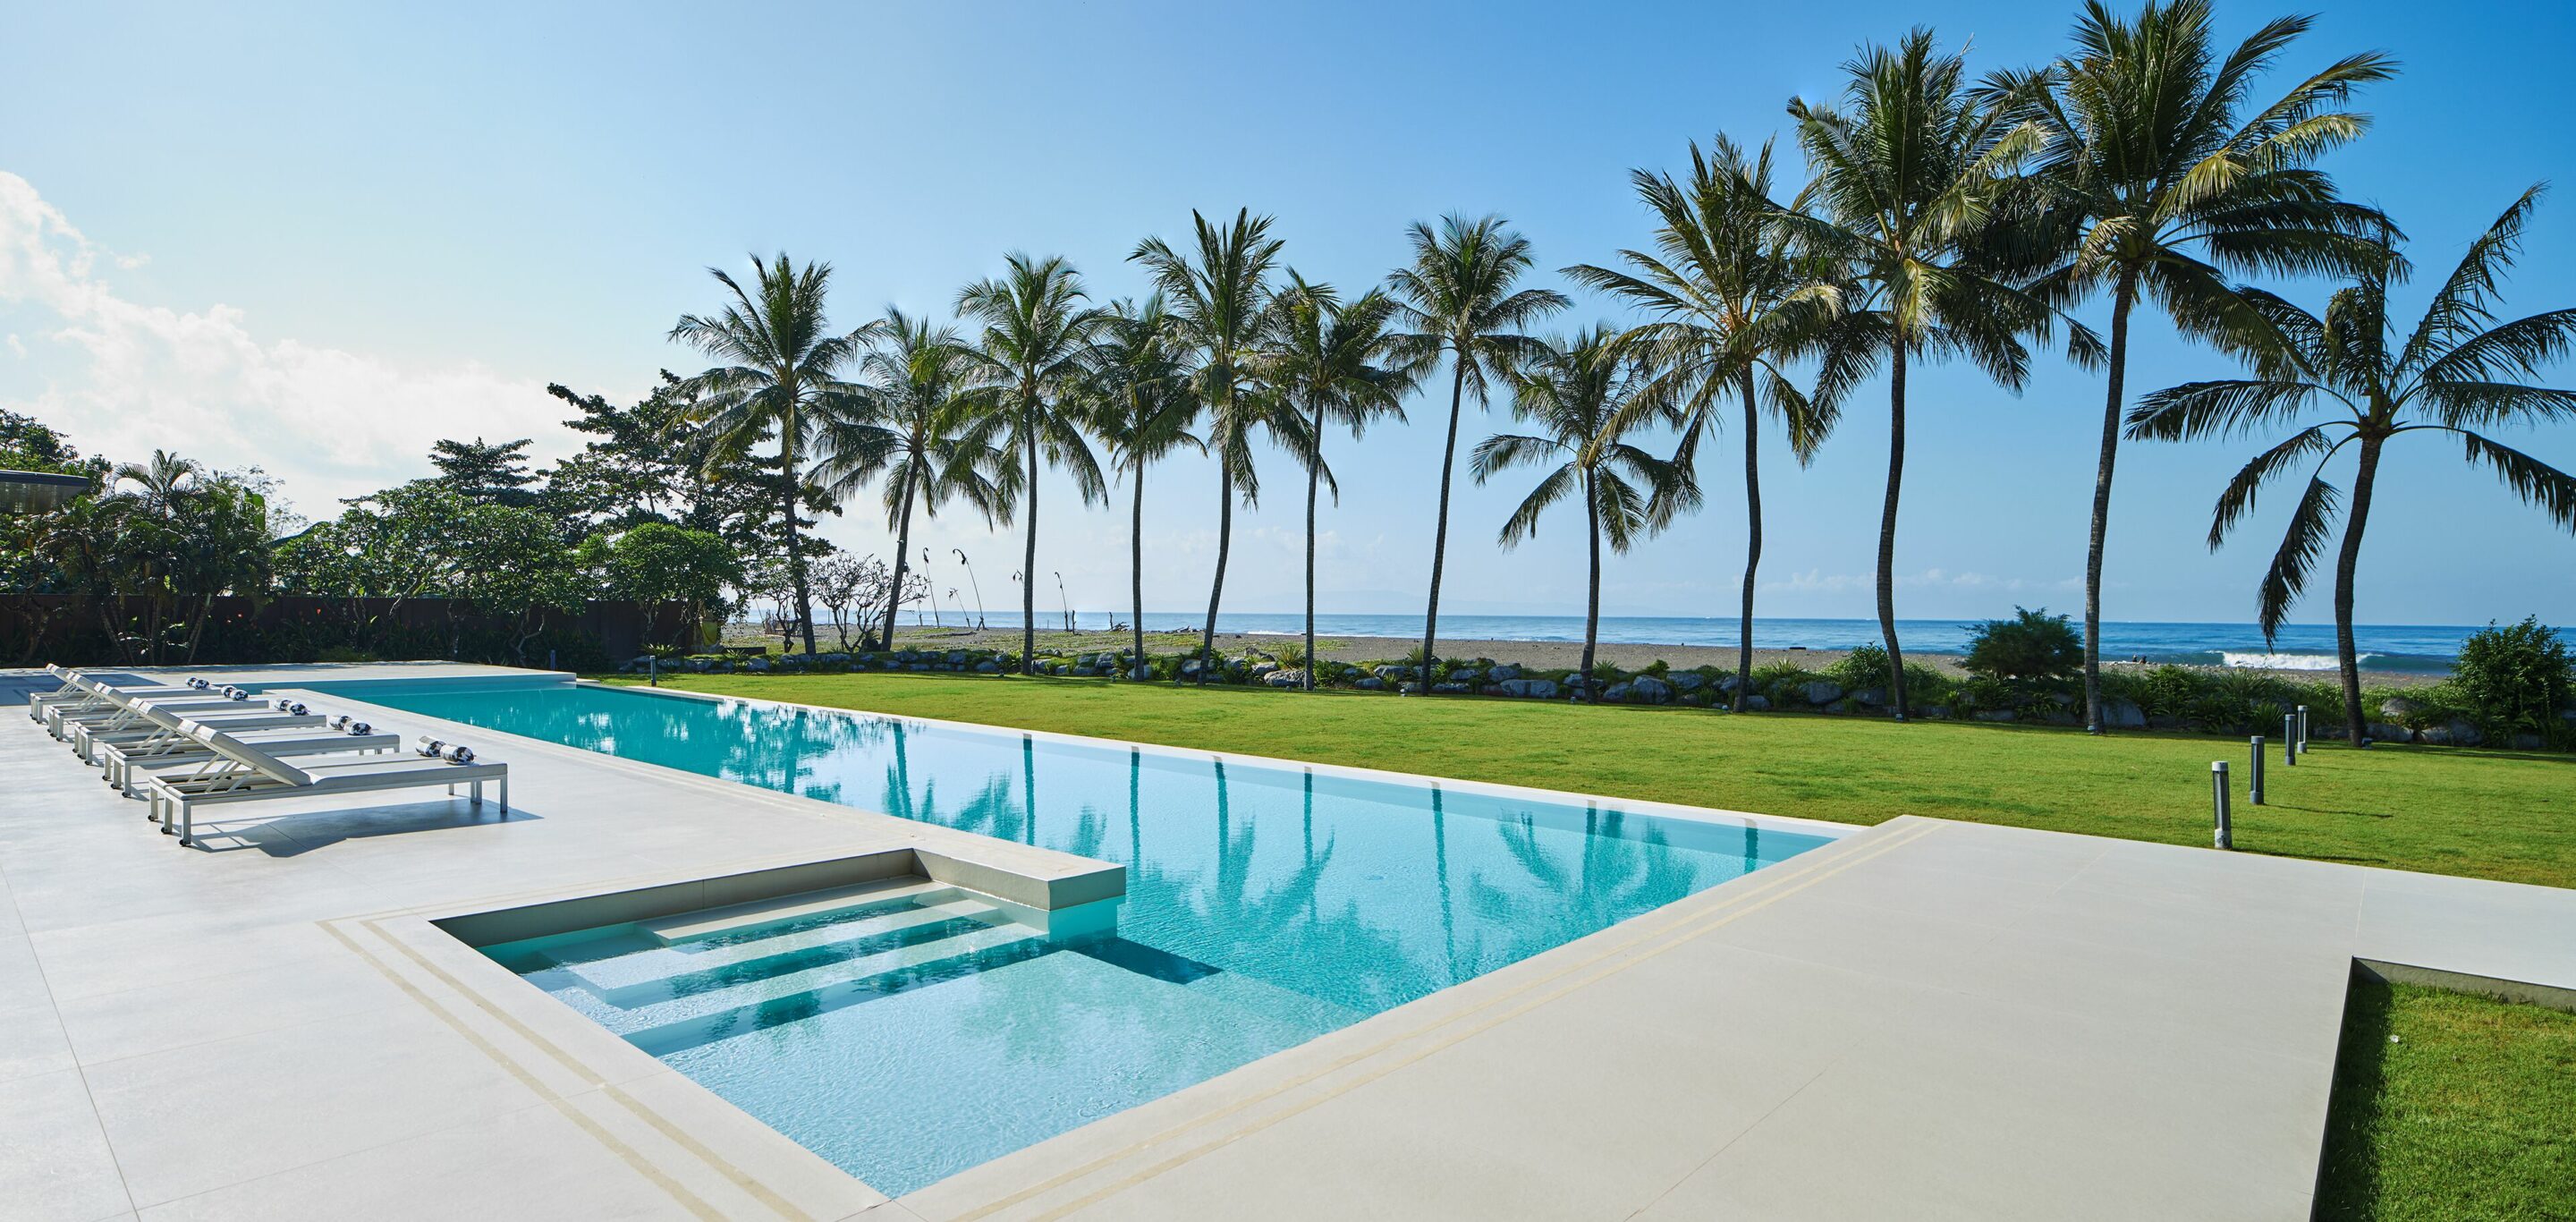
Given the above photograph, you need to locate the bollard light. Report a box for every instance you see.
[2284,713,2298,767]
[2296,704,2310,754]
[649,656,659,688]
[2211,760,2233,849]
[2250,736,2266,805]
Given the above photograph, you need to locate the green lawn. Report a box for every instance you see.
[2317,978,2576,1220]
[603,672,2576,889]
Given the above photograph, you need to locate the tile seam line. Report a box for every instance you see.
[317,917,741,1222]
[346,914,824,1222]
[944,820,1941,1222]
[1618,1062,1838,1222]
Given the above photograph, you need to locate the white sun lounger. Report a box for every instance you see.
[38,671,217,735]
[97,705,392,787]
[138,720,508,848]
[25,665,192,721]
[65,688,311,760]
[115,732,404,800]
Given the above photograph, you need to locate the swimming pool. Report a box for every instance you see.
[323,680,1835,1194]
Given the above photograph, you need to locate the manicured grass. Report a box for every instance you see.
[603,672,2576,888]
[2317,978,2576,1220]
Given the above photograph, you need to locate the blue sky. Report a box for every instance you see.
[4,0,2572,626]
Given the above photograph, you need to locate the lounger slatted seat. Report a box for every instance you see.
[75,706,327,764]
[138,720,508,848]
[100,713,397,789]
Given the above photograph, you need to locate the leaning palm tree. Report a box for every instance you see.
[1472,326,1692,701]
[1566,136,1852,712]
[955,253,1108,674]
[669,253,874,657]
[1787,30,2085,719]
[813,307,1012,651]
[1388,215,1570,691]
[1087,295,1204,674]
[2129,187,2576,745]
[1131,208,1296,683]
[1988,0,2395,733]
[1262,274,1416,689]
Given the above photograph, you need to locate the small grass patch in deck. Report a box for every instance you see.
[2316,975,2576,1220]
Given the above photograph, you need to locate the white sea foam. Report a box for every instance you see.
[2221,651,2369,671]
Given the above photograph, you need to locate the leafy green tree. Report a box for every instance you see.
[272,483,476,647]
[0,410,106,479]
[1566,136,1851,712]
[955,252,1107,674]
[1261,276,1414,689]
[1132,208,1300,683]
[428,437,542,507]
[668,253,876,657]
[811,308,1011,651]
[445,502,582,663]
[2130,188,2576,743]
[2452,617,2572,743]
[594,522,741,651]
[1786,29,2085,720]
[1988,0,2394,733]
[1472,327,1690,701]
[1087,295,1204,671]
[1963,606,2084,688]
[1387,214,1570,689]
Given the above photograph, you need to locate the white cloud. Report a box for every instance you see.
[0,171,579,513]
[1762,566,2080,596]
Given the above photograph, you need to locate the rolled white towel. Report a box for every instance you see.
[187,677,210,690]
[285,701,308,716]
[343,720,371,735]
[329,714,351,729]
[443,744,475,765]
[415,736,445,758]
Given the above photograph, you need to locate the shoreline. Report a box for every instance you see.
[794,626,2449,687]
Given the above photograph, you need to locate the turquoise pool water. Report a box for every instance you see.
[325,681,1833,1194]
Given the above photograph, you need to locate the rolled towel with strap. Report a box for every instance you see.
[343,720,372,736]
[415,736,445,758]
[443,744,475,765]
[187,677,210,690]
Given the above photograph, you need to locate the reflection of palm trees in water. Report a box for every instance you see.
[708,700,888,802]
[1460,807,1704,974]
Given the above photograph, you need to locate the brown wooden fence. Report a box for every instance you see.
[0,594,701,669]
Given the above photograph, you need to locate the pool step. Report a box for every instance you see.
[616,921,1049,1056]
[639,877,954,945]
[585,899,1004,1005]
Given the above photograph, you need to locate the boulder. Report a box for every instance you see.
[1496,678,1558,700]
[1180,658,1203,675]
[2101,699,2148,730]
[1741,694,1771,712]
[975,660,1000,674]
[1971,709,2018,722]
[2379,696,2421,721]
[2419,718,2484,747]
[1627,675,1674,704]
[1600,682,1631,703]
[1447,667,1482,685]
[1251,661,1279,677]
[1266,671,1301,688]
[1373,664,1413,682]
[1801,680,1844,706]
[1356,676,1385,691]
[745,658,771,673]
[2365,722,2415,744]
[946,651,968,666]
[1130,665,1153,680]
[1669,672,1705,692]
[1487,664,1521,682]
[1431,682,1472,695]
[1716,675,1741,694]
[1854,687,1887,707]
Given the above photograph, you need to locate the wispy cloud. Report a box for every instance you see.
[0,171,576,512]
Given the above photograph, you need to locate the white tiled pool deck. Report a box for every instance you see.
[4,664,2572,1221]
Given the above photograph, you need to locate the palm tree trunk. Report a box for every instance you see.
[780,440,818,658]
[1417,359,1469,693]
[1878,342,1909,722]
[1021,397,1039,675]
[1305,398,1322,692]
[2336,435,2385,745]
[1582,471,1602,705]
[1735,378,1761,714]
[1198,459,1233,687]
[1131,464,1147,680]
[2083,279,2137,734]
[882,468,917,652]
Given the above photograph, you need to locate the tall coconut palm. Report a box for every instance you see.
[669,253,873,657]
[1472,327,1692,701]
[1131,208,1296,683]
[1088,295,1204,674]
[1566,136,1853,712]
[1787,30,2085,719]
[813,307,1012,651]
[1388,215,1571,691]
[1988,0,2395,733]
[955,253,1107,674]
[2129,188,2576,744]
[1262,274,1416,690]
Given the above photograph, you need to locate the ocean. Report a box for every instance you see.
[902,612,2538,675]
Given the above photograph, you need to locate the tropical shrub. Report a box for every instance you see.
[1963,607,2083,687]
[1827,643,1891,692]
[2452,617,2573,743]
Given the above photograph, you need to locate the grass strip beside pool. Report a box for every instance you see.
[601,672,2576,888]
[2317,977,2576,1220]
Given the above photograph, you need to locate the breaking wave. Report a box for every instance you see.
[2221,651,2367,671]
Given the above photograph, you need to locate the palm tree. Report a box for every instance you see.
[1787,30,2083,720]
[1131,208,1295,683]
[1087,295,1204,673]
[1472,327,1692,701]
[813,307,1011,651]
[1566,136,1851,711]
[1989,0,2395,733]
[955,253,1108,675]
[669,253,874,657]
[1388,215,1571,691]
[1262,274,1416,689]
[2129,188,2576,744]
